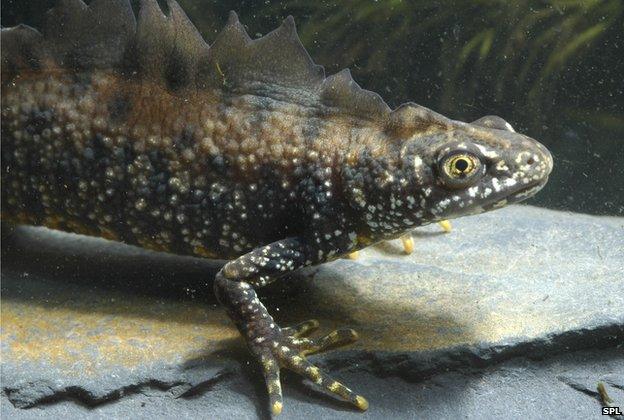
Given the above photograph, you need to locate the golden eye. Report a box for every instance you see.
[438,151,484,189]
[444,154,478,178]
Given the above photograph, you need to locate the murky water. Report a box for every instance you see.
[1,1,623,418]
[3,0,622,214]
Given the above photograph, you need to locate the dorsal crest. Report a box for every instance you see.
[0,0,435,125]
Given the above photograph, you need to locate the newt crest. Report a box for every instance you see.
[1,0,552,415]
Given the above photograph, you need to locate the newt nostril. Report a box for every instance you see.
[526,157,535,165]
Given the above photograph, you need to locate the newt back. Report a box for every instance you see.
[0,0,463,258]
[1,1,554,415]
[0,1,385,256]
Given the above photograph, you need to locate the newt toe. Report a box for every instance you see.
[1,0,553,414]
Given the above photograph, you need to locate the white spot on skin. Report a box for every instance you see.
[475,144,500,159]
[504,178,517,187]
[516,151,531,164]
[468,186,479,197]
[413,156,423,168]
[496,161,509,172]
[492,178,502,192]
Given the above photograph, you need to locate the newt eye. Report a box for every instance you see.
[439,152,483,188]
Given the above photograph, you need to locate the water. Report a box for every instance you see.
[225,0,624,216]
[3,0,622,215]
[204,0,624,216]
[1,1,623,417]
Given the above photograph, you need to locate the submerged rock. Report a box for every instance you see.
[1,205,623,417]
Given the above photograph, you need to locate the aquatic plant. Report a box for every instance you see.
[3,0,621,132]
[257,0,623,132]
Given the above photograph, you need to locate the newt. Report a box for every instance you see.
[0,0,553,415]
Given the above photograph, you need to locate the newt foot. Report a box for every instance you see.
[399,220,453,254]
[344,220,453,259]
[252,319,366,415]
[345,250,360,259]
[438,219,452,233]
[400,234,414,254]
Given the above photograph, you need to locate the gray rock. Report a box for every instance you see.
[2,348,623,419]
[1,205,623,418]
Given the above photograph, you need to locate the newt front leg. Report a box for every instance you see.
[400,220,452,255]
[214,237,367,415]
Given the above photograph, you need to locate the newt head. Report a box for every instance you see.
[343,106,553,240]
[399,112,553,221]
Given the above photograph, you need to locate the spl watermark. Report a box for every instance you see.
[602,406,622,416]
[598,382,622,417]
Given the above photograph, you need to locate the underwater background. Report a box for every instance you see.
[1,2,623,418]
[3,0,623,215]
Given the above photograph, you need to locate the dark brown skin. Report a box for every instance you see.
[1,0,552,415]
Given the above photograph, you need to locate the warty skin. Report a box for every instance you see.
[1,0,552,415]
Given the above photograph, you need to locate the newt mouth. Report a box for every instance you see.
[480,177,549,212]
[507,177,549,203]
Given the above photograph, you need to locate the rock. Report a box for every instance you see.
[1,205,623,417]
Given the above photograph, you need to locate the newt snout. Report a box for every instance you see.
[504,137,553,205]
[1,1,553,415]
